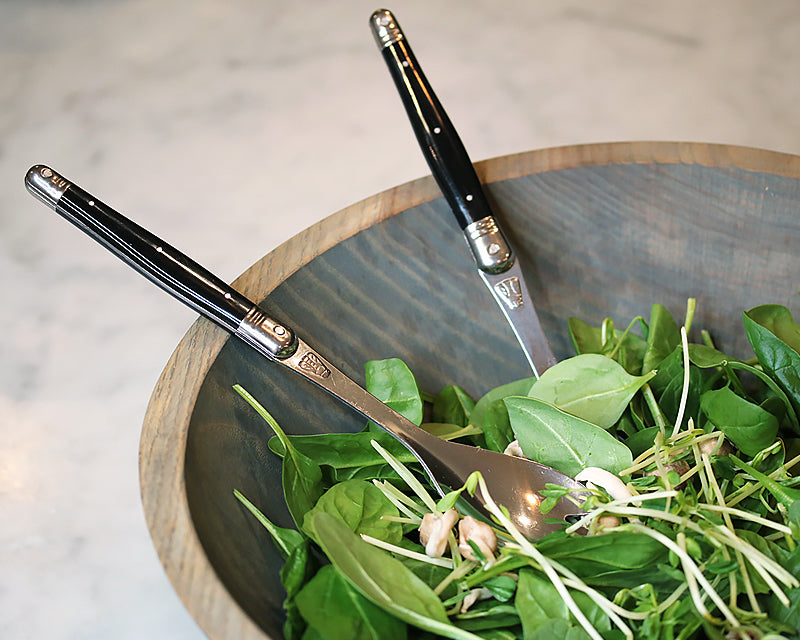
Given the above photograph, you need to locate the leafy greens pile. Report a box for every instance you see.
[234,302,800,640]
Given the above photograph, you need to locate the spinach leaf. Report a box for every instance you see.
[312,512,483,640]
[687,344,800,433]
[234,489,304,559]
[454,601,520,631]
[515,568,607,639]
[744,305,800,416]
[232,489,316,640]
[529,354,656,430]
[505,397,633,477]
[420,422,480,441]
[471,377,537,430]
[295,564,407,640]
[302,479,403,545]
[624,426,661,458]
[365,358,424,425]
[568,316,648,375]
[281,540,318,640]
[515,568,567,634]
[642,303,681,374]
[398,551,457,600]
[700,386,779,456]
[269,431,417,471]
[433,385,476,427]
[470,377,536,452]
[650,348,704,426]
[482,401,516,453]
[234,386,324,529]
[768,544,800,630]
[536,531,673,590]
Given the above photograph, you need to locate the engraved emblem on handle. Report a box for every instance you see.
[494,276,524,310]
[298,352,331,379]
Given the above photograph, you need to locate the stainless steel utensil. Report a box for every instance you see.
[370,9,557,378]
[25,164,583,538]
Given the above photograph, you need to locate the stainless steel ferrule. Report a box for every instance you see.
[25,165,70,209]
[464,216,515,274]
[370,9,403,48]
[237,307,298,360]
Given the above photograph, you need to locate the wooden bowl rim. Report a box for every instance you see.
[139,141,800,640]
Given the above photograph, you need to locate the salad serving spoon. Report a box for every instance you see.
[370,9,557,378]
[25,164,583,539]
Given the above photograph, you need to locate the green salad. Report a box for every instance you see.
[234,301,800,640]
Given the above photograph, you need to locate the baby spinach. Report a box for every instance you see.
[529,354,656,429]
[470,377,536,453]
[312,513,483,640]
[515,568,611,639]
[234,385,324,529]
[505,397,633,477]
[295,564,407,640]
[302,479,403,544]
[688,343,800,433]
[268,430,414,463]
[700,386,779,456]
[568,316,648,375]
[365,358,424,426]
[744,305,800,415]
[642,303,681,374]
[433,385,476,427]
[232,489,316,640]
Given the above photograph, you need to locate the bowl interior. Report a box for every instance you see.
[147,145,800,639]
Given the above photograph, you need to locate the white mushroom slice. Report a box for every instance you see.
[460,587,493,613]
[575,467,633,502]
[458,515,498,562]
[418,508,459,558]
[503,440,524,457]
[596,515,621,531]
[698,436,733,457]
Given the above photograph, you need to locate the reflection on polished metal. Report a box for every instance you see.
[237,307,298,360]
[25,165,70,208]
[370,9,403,48]
[464,216,514,274]
[277,337,585,538]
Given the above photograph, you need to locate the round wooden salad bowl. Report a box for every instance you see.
[140,142,800,639]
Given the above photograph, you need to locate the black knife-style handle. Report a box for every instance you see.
[24,165,296,358]
[370,9,493,230]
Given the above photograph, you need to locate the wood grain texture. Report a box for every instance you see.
[140,142,800,640]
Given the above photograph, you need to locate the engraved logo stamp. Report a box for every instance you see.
[299,352,331,378]
[494,277,524,310]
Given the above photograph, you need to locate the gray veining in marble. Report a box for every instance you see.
[1,0,799,638]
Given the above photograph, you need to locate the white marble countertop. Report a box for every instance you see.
[2,1,799,638]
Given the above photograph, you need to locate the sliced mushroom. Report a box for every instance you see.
[503,440,524,457]
[419,508,459,558]
[575,467,634,502]
[458,515,497,562]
